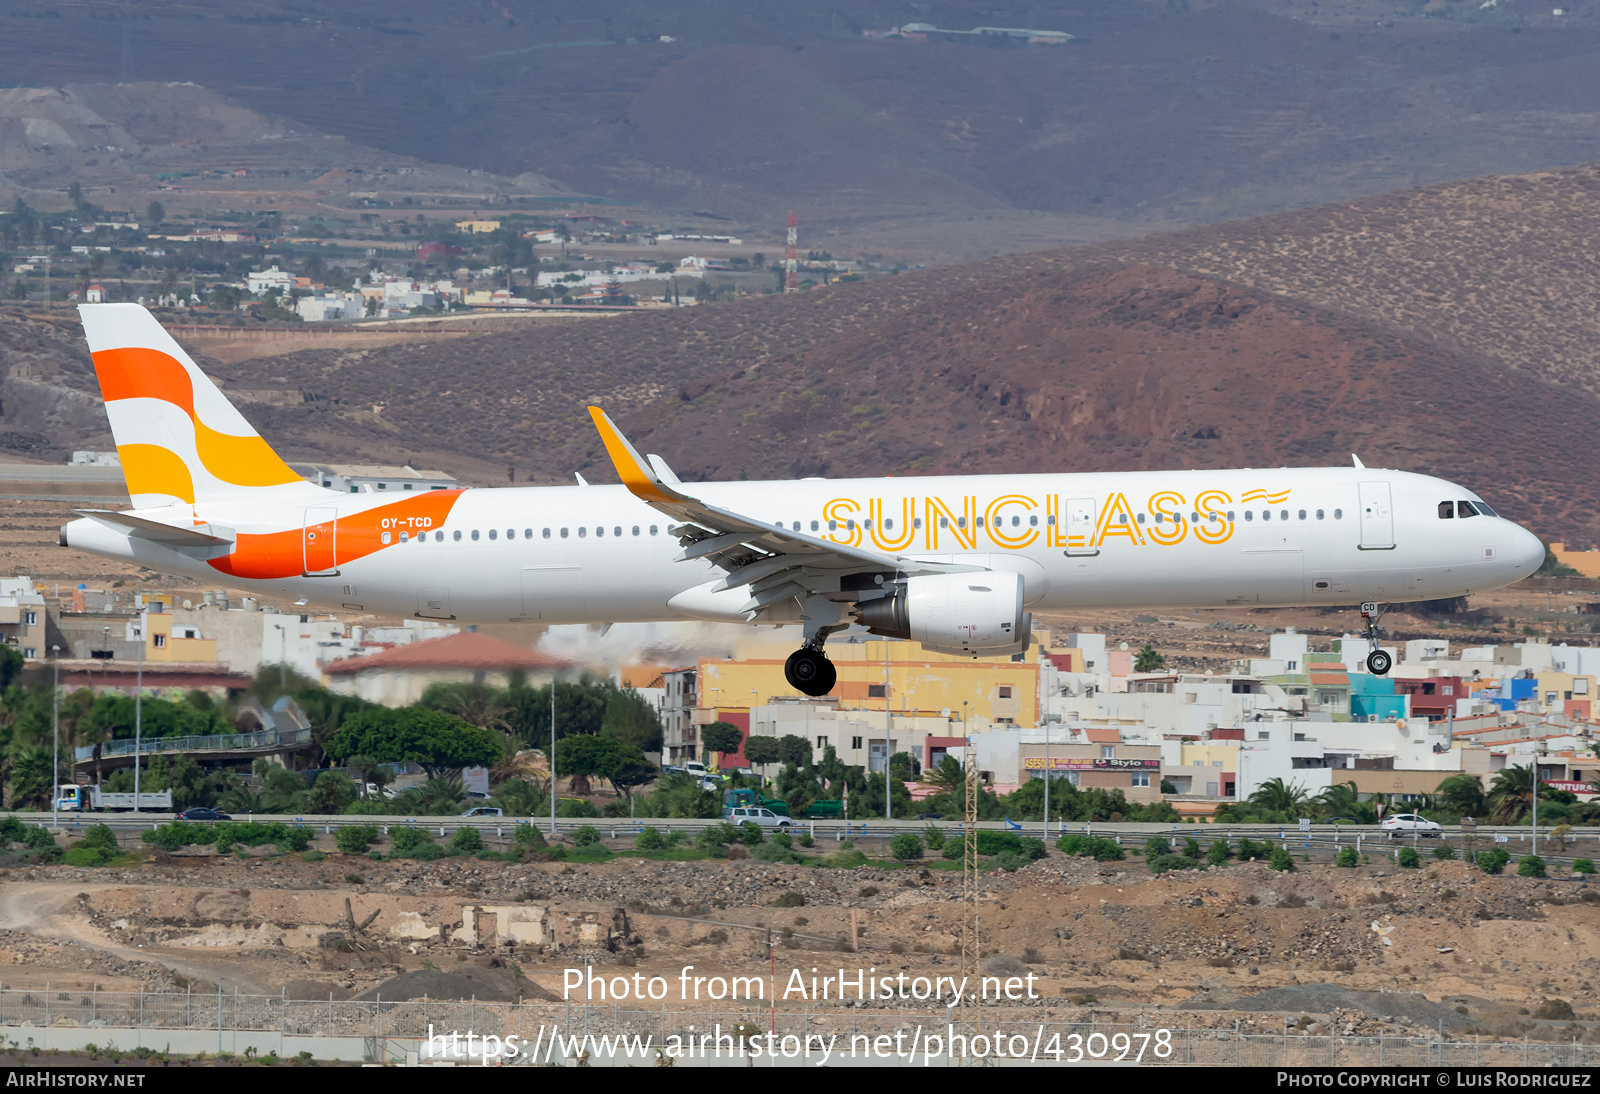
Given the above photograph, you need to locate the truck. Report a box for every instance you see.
[722,789,844,819]
[55,785,173,813]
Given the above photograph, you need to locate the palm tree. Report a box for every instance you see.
[491,778,545,817]
[1248,777,1311,817]
[1434,774,1486,818]
[392,775,466,816]
[1488,764,1537,824]
[6,744,54,810]
[925,754,967,796]
[1314,781,1376,823]
[218,787,268,815]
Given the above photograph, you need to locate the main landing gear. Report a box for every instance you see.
[1361,601,1392,675]
[784,646,837,697]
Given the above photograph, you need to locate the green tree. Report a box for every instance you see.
[700,721,743,761]
[391,775,466,816]
[326,708,502,778]
[744,735,781,767]
[1134,643,1166,672]
[1315,781,1377,823]
[600,688,663,753]
[146,200,164,225]
[491,778,545,816]
[778,734,812,766]
[924,754,967,796]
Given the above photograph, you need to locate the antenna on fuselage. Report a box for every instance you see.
[1351,454,1366,469]
[574,472,589,487]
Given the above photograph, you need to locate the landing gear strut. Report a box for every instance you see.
[1361,601,1391,675]
[784,646,837,697]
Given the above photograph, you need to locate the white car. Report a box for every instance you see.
[1381,813,1442,837]
[458,805,504,818]
[683,761,709,780]
[727,806,792,830]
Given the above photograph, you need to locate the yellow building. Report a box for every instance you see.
[696,635,1041,727]
[1535,669,1596,720]
[141,604,218,663]
[454,220,502,234]
[1549,543,1600,579]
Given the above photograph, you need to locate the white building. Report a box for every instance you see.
[290,463,457,494]
[296,291,366,322]
[246,266,294,295]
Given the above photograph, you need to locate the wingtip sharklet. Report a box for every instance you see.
[586,405,685,505]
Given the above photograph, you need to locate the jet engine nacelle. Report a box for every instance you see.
[857,571,1031,656]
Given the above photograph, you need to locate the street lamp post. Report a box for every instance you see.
[50,646,60,826]
[549,681,557,838]
[1042,721,1050,841]
[134,619,144,809]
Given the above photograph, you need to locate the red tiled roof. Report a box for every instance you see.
[1310,672,1349,685]
[1084,728,1122,744]
[323,631,575,675]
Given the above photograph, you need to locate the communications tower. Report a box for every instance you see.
[785,210,798,293]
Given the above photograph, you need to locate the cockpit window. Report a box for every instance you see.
[1438,501,1455,519]
[1457,500,1479,518]
[1468,498,1497,517]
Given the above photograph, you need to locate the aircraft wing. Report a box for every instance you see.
[587,407,983,615]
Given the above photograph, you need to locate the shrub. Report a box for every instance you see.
[750,840,803,864]
[1517,854,1547,878]
[1207,840,1231,866]
[0,816,26,843]
[797,832,814,848]
[942,842,961,860]
[1237,838,1269,861]
[335,825,379,855]
[142,821,215,852]
[275,826,312,853]
[661,830,686,849]
[389,827,431,855]
[770,830,792,849]
[1574,858,1595,874]
[993,851,1026,872]
[405,842,447,861]
[449,827,484,854]
[81,824,120,852]
[636,827,666,851]
[1397,846,1421,869]
[974,830,1022,855]
[923,825,945,851]
[1057,834,1087,855]
[1267,847,1295,872]
[570,825,603,848]
[696,823,737,849]
[514,824,548,850]
[301,850,326,863]
[1090,838,1125,861]
[1476,849,1510,875]
[1532,998,1576,1021]
[773,891,805,908]
[890,832,923,860]
[1335,847,1358,868]
[1018,837,1047,861]
[63,845,116,867]
[1145,836,1171,858]
[1433,845,1457,861]
[1148,853,1196,874]
[23,825,57,851]
[738,822,764,846]
[1182,837,1202,859]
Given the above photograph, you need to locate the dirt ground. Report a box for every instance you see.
[3,837,1599,1042]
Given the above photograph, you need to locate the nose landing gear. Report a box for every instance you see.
[1361,601,1392,675]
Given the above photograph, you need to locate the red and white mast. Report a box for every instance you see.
[785,209,798,293]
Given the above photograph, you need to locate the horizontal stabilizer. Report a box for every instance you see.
[75,509,235,548]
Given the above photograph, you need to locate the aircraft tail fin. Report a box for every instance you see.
[77,303,310,509]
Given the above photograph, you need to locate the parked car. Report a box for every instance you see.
[176,807,231,822]
[727,806,792,830]
[683,761,709,780]
[459,806,504,818]
[1380,813,1442,837]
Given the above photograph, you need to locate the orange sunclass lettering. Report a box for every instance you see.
[868,499,917,551]
[1146,491,1187,546]
[1194,490,1234,544]
[924,496,978,550]
[984,495,1039,549]
[823,498,861,547]
[1093,491,1144,547]
[210,489,463,579]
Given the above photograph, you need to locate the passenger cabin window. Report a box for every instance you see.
[471,529,480,541]
[579,527,587,537]
[650,525,659,535]
[453,530,463,541]
[1316,509,1324,520]
[1333,509,1343,519]
[543,528,551,538]
[435,531,444,542]
[1244,511,1254,522]
[633,526,641,536]
[596,526,604,537]
[488,529,497,540]
[613,526,621,537]
[561,528,569,538]
[1439,501,1455,519]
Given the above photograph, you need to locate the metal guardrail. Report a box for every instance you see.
[73,728,312,762]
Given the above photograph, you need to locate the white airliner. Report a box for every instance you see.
[61,304,1545,695]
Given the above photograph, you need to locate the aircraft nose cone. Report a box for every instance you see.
[1510,523,1545,579]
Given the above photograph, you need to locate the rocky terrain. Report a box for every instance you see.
[4,835,1600,1044]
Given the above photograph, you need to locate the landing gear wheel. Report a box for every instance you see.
[785,648,837,697]
[1366,649,1393,676]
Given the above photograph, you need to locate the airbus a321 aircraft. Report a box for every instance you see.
[61,304,1545,695]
